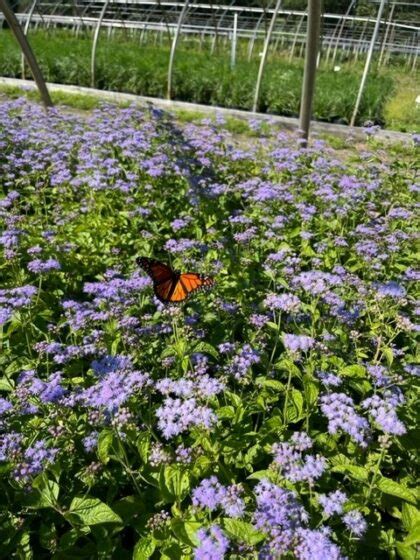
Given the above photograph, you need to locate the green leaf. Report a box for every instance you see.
[247,469,273,480]
[302,374,319,408]
[383,346,394,366]
[171,519,201,547]
[377,478,417,504]
[332,464,369,482]
[257,378,285,392]
[340,364,367,378]
[0,376,14,391]
[404,522,420,546]
[133,536,156,559]
[97,429,114,464]
[69,497,122,526]
[160,465,191,502]
[285,389,304,423]
[402,504,420,531]
[191,341,219,359]
[136,432,150,463]
[24,475,59,509]
[222,518,264,545]
[396,542,417,560]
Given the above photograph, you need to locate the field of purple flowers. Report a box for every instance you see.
[0,98,418,559]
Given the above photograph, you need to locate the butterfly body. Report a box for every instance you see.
[137,257,214,303]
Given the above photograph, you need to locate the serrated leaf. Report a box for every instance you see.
[285,389,304,423]
[247,470,272,480]
[404,522,420,546]
[133,535,156,559]
[402,503,420,531]
[191,342,219,359]
[222,518,264,545]
[0,377,14,391]
[69,497,122,525]
[97,429,113,464]
[332,464,369,482]
[396,542,417,560]
[25,475,59,510]
[258,378,285,391]
[171,519,201,547]
[377,478,417,504]
[160,465,191,502]
[136,432,150,463]
[340,365,367,378]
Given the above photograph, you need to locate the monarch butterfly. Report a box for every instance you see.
[137,257,214,303]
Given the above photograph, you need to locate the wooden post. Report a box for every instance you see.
[350,0,386,127]
[0,0,53,107]
[298,0,321,146]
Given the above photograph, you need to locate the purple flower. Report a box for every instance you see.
[272,433,326,484]
[295,528,344,560]
[283,334,315,353]
[249,313,270,328]
[361,394,406,435]
[254,479,308,557]
[79,355,149,413]
[27,258,61,273]
[222,484,245,518]
[375,281,406,299]
[320,393,369,446]
[0,398,12,415]
[192,476,226,511]
[156,397,215,439]
[264,293,301,313]
[0,432,23,461]
[366,365,391,387]
[194,525,229,560]
[317,371,342,387]
[318,490,348,516]
[342,510,367,537]
[13,440,58,483]
[227,344,260,380]
[83,432,99,452]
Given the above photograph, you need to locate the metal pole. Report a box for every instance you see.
[253,0,282,113]
[0,0,53,107]
[298,0,321,146]
[91,0,110,88]
[231,12,237,69]
[331,0,356,66]
[247,12,265,61]
[378,2,394,68]
[167,0,190,99]
[289,14,305,62]
[350,0,386,127]
[21,0,37,79]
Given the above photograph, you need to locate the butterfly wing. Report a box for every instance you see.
[138,258,214,303]
[137,257,174,284]
[137,257,178,302]
[172,273,214,302]
[154,278,177,302]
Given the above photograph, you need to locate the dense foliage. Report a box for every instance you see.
[2,29,413,129]
[0,98,419,559]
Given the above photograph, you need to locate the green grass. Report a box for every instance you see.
[0,28,418,130]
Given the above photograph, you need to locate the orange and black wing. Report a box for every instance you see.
[137,257,177,303]
[167,273,214,303]
[137,257,174,284]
